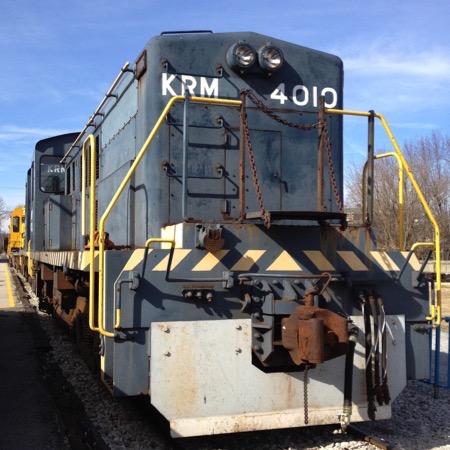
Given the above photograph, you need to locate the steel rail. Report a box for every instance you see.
[347,424,401,450]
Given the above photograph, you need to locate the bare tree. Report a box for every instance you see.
[345,131,450,259]
[0,197,9,232]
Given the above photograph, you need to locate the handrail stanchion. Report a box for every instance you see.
[82,134,99,332]
[446,317,450,389]
[326,108,442,327]
[97,96,242,337]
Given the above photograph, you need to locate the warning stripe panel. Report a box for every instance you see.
[123,249,148,271]
[120,248,423,275]
[400,251,421,271]
[370,251,400,271]
[192,250,230,272]
[337,251,369,271]
[153,249,192,271]
[230,250,265,271]
[304,251,335,271]
[79,251,100,271]
[266,250,302,271]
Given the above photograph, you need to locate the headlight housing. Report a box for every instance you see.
[258,44,284,72]
[226,41,256,71]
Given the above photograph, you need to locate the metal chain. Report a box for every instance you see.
[241,89,318,131]
[320,119,344,213]
[240,105,270,227]
[240,89,344,216]
[304,364,310,424]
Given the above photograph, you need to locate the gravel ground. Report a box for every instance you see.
[18,274,450,450]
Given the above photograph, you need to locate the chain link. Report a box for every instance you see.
[304,364,309,424]
[320,119,344,213]
[239,89,344,221]
[240,103,270,227]
[241,89,319,131]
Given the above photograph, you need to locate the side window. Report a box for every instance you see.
[40,156,65,194]
[12,217,19,232]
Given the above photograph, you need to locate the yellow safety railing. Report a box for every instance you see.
[27,240,33,278]
[363,152,404,250]
[327,108,442,326]
[95,95,242,337]
[113,238,175,330]
[410,242,440,323]
[83,135,99,332]
[91,101,442,335]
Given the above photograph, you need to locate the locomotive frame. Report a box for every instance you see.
[11,31,442,437]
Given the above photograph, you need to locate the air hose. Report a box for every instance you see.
[339,325,359,432]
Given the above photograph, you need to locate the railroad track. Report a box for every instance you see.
[347,424,401,450]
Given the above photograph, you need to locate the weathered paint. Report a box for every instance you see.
[150,317,406,437]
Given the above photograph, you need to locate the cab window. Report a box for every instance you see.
[12,217,19,232]
[40,156,65,193]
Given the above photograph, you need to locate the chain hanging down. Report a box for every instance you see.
[239,89,344,227]
[304,364,310,424]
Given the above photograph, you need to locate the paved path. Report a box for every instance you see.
[0,255,70,449]
[0,255,16,309]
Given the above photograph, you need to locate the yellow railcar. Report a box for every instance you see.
[7,206,25,268]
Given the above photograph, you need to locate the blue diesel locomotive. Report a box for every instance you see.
[17,31,440,437]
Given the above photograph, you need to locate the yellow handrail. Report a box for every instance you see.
[145,237,176,248]
[83,135,99,332]
[410,242,439,323]
[410,242,435,252]
[327,108,442,326]
[93,100,442,335]
[113,238,175,330]
[97,95,242,337]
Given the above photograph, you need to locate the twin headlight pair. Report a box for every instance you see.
[226,41,284,73]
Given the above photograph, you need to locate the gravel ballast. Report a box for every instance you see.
[20,275,450,450]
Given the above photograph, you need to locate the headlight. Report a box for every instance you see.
[226,42,256,71]
[258,45,284,72]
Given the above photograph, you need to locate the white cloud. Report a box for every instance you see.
[345,47,450,80]
[0,125,69,142]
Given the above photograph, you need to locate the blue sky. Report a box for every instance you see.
[1,0,449,213]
